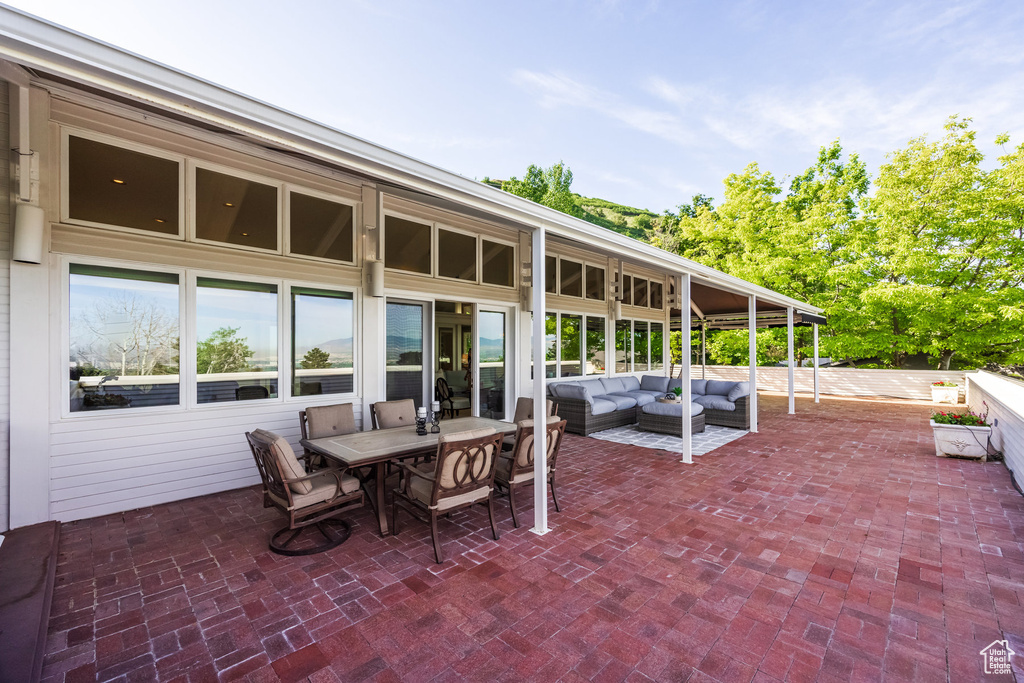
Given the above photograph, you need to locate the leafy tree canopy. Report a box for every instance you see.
[301,347,331,369]
[197,327,253,374]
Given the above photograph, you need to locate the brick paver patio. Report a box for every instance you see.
[41,395,1024,682]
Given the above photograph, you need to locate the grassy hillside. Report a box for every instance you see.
[481,177,661,242]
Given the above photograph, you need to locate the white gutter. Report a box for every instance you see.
[0,4,820,314]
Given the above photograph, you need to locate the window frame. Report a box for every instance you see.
[283,184,359,266]
[382,210,435,276]
[60,256,360,419]
[585,264,607,301]
[188,159,284,255]
[543,309,610,380]
[434,223,480,285]
[60,127,187,241]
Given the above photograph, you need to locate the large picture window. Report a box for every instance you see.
[292,287,354,396]
[545,313,558,378]
[68,264,180,412]
[633,321,650,371]
[586,316,606,375]
[615,319,631,373]
[196,278,279,403]
[651,323,664,370]
[560,314,583,377]
[67,135,180,235]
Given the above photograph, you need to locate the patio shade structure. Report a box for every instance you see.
[0,5,820,539]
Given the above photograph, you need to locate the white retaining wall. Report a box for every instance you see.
[698,365,967,401]
[967,372,1024,492]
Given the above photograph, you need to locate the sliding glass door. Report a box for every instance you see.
[385,300,427,407]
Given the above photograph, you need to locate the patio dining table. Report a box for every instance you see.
[301,416,517,536]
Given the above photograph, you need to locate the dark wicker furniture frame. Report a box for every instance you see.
[553,396,638,436]
[701,395,750,429]
[638,410,707,437]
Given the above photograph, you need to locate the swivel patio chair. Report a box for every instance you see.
[391,428,504,563]
[435,377,470,419]
[369,399,417,429]
[245,428,363,556]
[493,417,567,528]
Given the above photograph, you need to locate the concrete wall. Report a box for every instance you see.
[699,365,967,401]
[967,371,1024,492]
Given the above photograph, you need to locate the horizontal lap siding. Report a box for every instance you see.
[701,365,966,400]
[49,398,363,522]
[967,373,1024,492]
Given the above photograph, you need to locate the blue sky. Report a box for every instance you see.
[13,0,1024,212]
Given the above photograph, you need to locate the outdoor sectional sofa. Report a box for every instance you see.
[548,374,750,435]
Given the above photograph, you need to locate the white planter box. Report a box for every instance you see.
[931,386,959,404]
[930,420,992,460]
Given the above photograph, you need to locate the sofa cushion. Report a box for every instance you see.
[727,382,750,402]
[706,380,736,396]
[691,379,708,395]
[590,398,618,415]
[611,391,656,406]
[553,383,592,403]
[600,377,625,394]
[600,393,638,410]
[667,378,682,392]
[580,379,607,397]
[694,394,736,411]
[640,375,670,393]
[642,401,704,417]
[620,376,641,392]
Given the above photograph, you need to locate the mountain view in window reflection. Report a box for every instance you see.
[293,288,354,396]
[69,265,180,412]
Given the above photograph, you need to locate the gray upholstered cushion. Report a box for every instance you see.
[304,403,356,439]
[554,383,593,403]
[601,394,637,410]
[373,399,416,429]
[667,378,682,392]
[600,377,626,394]
[706,380,736,397]
[695,394,736,411]
[610,391,655,406]
[640,375,670,393]
[727,382,750,401]
[580,379,606,397]
[642,401,704,417]
[691,379,708,395]
[620,376,641,392]
[590,398,617,415]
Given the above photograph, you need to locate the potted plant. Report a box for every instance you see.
[930,405,991,460]
[665,386,683,402]
[931,380,959,404]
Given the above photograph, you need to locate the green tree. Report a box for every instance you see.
[502,164,547,203]
[196,327,253,374]
[301,347,331,369]
[503,162,583,218]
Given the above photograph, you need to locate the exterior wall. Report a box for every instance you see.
[0,79,9,531]
[967,372,1024,492]
[701,365,967,401]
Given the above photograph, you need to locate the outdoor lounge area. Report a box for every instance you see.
[38,395,1024,682]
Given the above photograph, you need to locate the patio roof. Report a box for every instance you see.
[0,4,819,317]
[37,395,1024,681]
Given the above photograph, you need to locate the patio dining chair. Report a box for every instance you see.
[370,399,416,430]
[435,377,470,419]
[494,417,567,528]
[299,403,358,468]
[504,396,557,449]
[391,428,504,563]
[244,428,363,556]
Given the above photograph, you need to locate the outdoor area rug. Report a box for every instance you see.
[589,423,748,455]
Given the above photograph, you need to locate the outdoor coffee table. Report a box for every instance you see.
[301,416,516,536]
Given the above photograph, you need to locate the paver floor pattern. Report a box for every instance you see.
[41,395,1024,682]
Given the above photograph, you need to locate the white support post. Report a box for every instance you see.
[813,323,820,403]
[748,295,758,433]
[681,274,692,464]
[701,323,706,380]
[531,225,549,535]
[787,306,795,415]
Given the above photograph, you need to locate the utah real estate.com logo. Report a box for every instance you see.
[980,640,1014,675]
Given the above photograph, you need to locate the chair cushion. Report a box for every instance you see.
[495,455,535,485]
[444,370,469,392]
[706,380,736,397]
[512,397,555,423]
[553,383,592,403]
[437,428,498,489]
[600,378,625,394]
[641,401,704,417]
[408,475,489,511]
[600,394,637,410]
[374,399,416,428]
[667,378,682,392]
[254,429,312,495]
[448,396,471,409]
[304,403,356,439]
[611,390,656,406]
[727,382,751,401]
[589,398,618,415]
[694,394,736,411]
[691,379,708,396]
[640,375,670,393]
[620,376,641,392]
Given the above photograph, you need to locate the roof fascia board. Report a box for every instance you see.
[0,5,821,314]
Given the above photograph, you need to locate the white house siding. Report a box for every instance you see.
[967,372,1024,493]
[702,365,967,401]
[0,79,10,531]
